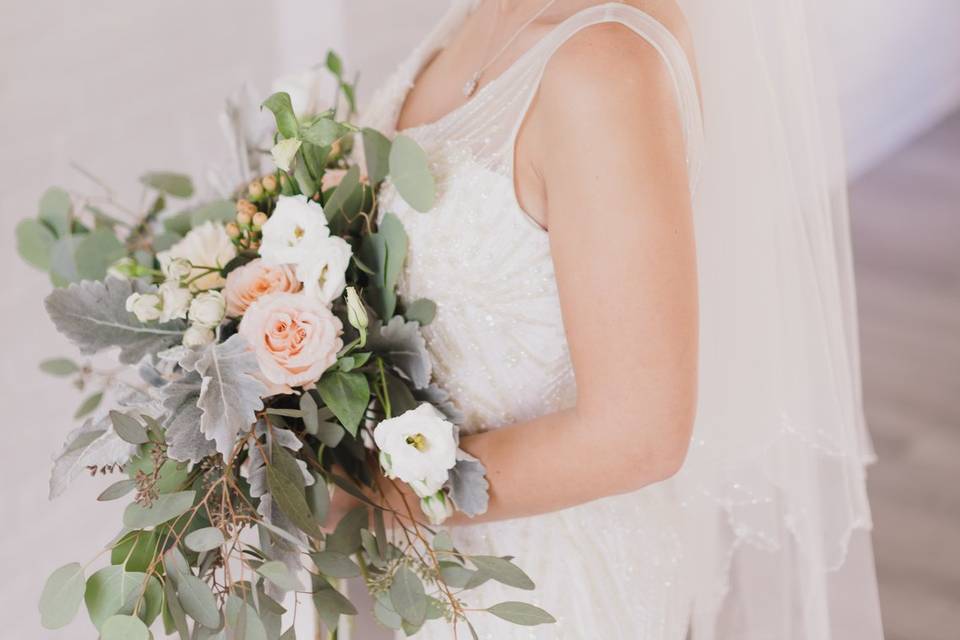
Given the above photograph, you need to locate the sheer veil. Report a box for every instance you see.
[672,0,884,637]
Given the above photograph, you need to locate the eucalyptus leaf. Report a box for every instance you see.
[388,135,436,212]
[358,212,408,318]
[16,218,56,270]
[177,574,221,629]
[164,578,191,639]
[315,421,345,447]
[316,370,369,436]
[266,464,322,539]
[109,410,150,445]
[299,392,319,435]
[185,527,226,552]
[97,479,136,502]
[111,530,158,573]
[373,593,403,630]
[312,582,357,631]
[262,92,299,139]
[256,560,303,592]
[74,391,103,418]
[322,165,360,224]
[306,471,330,523]
[39,357,79,376]
[39,187,72,236]
[361,128,392,184]
[470,556,535,590]
[101,614,149,640]
[310,551,361,579]
[75,228,126,280]
[190,199,236,227]
[49,234,83,285]
[225,594,268,640]
[389,566,427,626]
[404,298,437,326]
[326,506,367,555]
[44,278,185,364]
[141,172,194,198]
[83,566,145,630]
[486,601,556,626]
[39,563,85,629]
[123,490,196,530]
[326,50,343,77]
[439,561,476,589]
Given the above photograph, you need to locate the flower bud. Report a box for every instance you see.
[226,222,241,238]
[236,210,252,226]
[189,290,227,329]
[158,282,192,323]
[419,491,454,525]
[261,175,278,193]
[107,256,138,280]
[160,256,192,282]
[345,287,368,346]
[235,199,253,214]
[252,211,268,229]
[248,180,264,198]
[125,292,162,323]
[183,324,216,348]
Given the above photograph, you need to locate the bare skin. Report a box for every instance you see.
[331,0,699,526]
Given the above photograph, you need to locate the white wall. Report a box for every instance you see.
[825,0,960,176]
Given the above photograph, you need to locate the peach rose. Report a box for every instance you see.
[238,291,343,390]
[224,259,300,317]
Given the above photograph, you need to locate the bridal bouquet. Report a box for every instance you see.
[19,53,553,639]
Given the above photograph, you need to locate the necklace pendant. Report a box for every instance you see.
[462,72,480,98]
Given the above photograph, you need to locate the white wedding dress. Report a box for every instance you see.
[361,1,883,638]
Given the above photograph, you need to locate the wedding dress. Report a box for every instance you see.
[360,1,883,638]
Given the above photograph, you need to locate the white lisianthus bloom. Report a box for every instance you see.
[183,324,216,348]
[297,235,352,303]
[126,292,163,322]
[157,221,237,292]
[374,404,457,498]
[259,195,331,268]
[158,282,192,323]
[419,491,454,525]
[189,290,227,329]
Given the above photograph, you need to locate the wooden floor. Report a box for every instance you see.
[850,110,960,640]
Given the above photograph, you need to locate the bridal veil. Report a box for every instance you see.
[673,0,884,637]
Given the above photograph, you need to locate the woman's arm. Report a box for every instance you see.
[334,25,698,526]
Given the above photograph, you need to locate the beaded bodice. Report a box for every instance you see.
[361,1,702,433]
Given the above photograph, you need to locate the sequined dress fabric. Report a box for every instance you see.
[361,3,703,637]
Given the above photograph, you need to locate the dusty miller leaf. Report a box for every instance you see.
[368,316,432,389]
[181,334,266,459]
[161,373,215,463]
[448,451,489,518]
[49,414,139,499]
[44,278,185,364]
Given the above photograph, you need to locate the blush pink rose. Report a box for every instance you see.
[224,259,300,317]
[238,292,343,390]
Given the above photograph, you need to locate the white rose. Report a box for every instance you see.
[183,324,216,348]
[297,235,352,303]
[160,255,193,282]
[189,290,227,329]
[259,195,331,268]
[419,491,454,525]
[374,404,457,498]
[125,292,162,323]
[272,68,339,118]
[158,282,192,323]
[157,221,237,292]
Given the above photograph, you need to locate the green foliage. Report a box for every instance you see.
[39,563,85,629]
[359,212,409,318]
[97,478,136,502]
[362,128,392,184]
[175,574,221,629]
[101,614,150,640]
[486,601,557,626]
[470,555,535,590]
[390,566,427,628]
[140,172,194,198]
[262,92,299,139]
[316,370,370,436]
[39,357,79,376]
[389,134,436,212]
[109,411,150,445]
[38,187,72,236]
[74,228,126,280]
[256,560,302,592]
[16,219,57,270]
[122,490,196,529]
[184,527,225,553]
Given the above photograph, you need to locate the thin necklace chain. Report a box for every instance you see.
[463,0,560,97]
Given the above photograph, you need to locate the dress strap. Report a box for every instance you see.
[506,2,704,192]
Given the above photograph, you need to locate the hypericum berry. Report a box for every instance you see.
[236,210,252,226]
[252,211,268,229]
[226,222,241,238]
[261,175,278,193]
[248,180,264,198]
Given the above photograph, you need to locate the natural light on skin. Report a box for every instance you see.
[327,0,699,528]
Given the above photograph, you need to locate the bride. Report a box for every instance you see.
[345,0,885,637]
